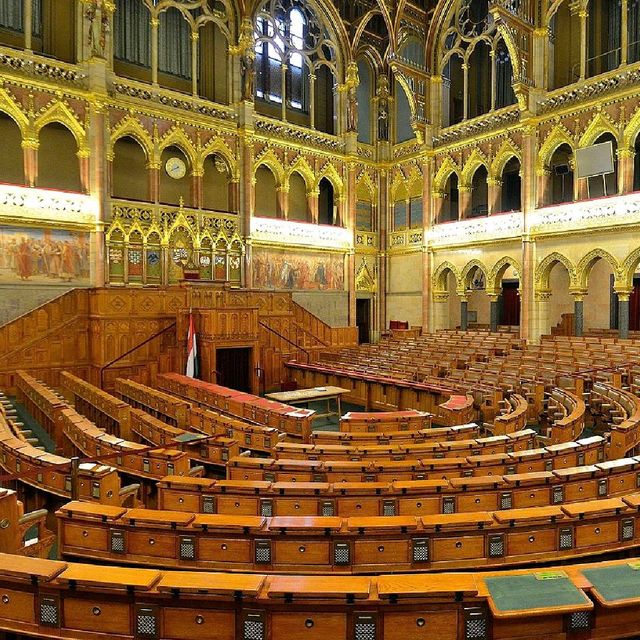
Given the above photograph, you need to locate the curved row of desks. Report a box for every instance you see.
[57,495,640,573]
[227,436,606,483]
[273,429,537,461]
[0,393,127,505]
[6,553,640,640]
[310,422,481,444]
[157,456,640,516]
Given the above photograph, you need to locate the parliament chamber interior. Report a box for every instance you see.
[4,0,640,638]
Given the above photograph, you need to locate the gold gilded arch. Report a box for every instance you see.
[433,260,461,293]
[488,256,522,293]
[490,140,521,180]
[433,157,460,193]
[623,106,640,150]
[461,149,489,187]
[254,149,285,186]
[578,112,619,148]
[34,101,87,150]
[461,259,490,290]
[158,127,198,168]
[0,87,28,135]
[535,252,578,292]
[199,138,238,179]
[576,248,621,290]
[538,124,574,171]
[286,156,315,191]
[109,116,154,161]
[315,162,344,195]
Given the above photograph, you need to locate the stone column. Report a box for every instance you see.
[489,293,499,332]
[308,189,319,224]
[378,169,390,334]
[432,292,450,331]
[347,163,357,327]
[422,157,433,334]
[432,191,445,224]
[422,248,432,334]
[22,139,38,187]
[78,150,91,194]
[458,185,471,220]
[571,291,586,337]
[229,179,240,213]
[536,168,550,208]
[488,178,502,215]
[148,162,160,202]
[191,171,203,209]
[241,137,254,289]
[531,290,552,342]
[578,9,588,81]
[619,148,635,194]
[460,296,469,331]
[151,17,159,86]
[277,186,288,220]
[616,289,632,340]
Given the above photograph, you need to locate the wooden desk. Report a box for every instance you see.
[57,563,161,591]
[156,571,265,596]
[266,386,349,425]
[377,573,478,598]
[267,575,371,599]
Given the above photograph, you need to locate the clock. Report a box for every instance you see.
[165,157,187,180]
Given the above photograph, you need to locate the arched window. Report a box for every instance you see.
[588,0,622,76]
[114,0,150,68]
[439,0,509,125]
[469,166,488,217]
[500,157,521,212]
[495,40,516,109]
[255,5,307,109]
[549,8,580,89]
[0,112,24,186]
[318,178,335,225]
[630,0,640,62]
[589,132,618,197]
[356,58,373,144]
[395,79,414,143]
[441,173,459,223]
[550,144,574,204]
[159,7,191,79]
[254,0,337,130]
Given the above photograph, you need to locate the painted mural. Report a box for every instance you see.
[253,248,345,291]
[0,226,91,285]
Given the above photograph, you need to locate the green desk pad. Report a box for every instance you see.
[173,432,207,443]
[583,564,640,603]
[485,574,590,613]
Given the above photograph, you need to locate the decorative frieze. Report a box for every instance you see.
[427,212,523,247]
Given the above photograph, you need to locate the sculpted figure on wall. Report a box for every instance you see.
[377,74,390,141]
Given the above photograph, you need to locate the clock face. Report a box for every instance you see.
[165,157,187,179]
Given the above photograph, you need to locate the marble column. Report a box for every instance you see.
[487,178,502,215]
[536,168,550,209]
[489,294,499,333]
[619,148,635,195]
[277,186,288,220]
[148,163,160,202]
[458,185,471,220]
[617,290,632,340]
[191,172,203,209]
[308,189,319,224]
[571,292,586,337]
[22,139,38,187]
[460,298,469,331]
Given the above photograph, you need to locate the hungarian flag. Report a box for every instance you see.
[185,310,198,378]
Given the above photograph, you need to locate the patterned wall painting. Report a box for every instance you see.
[0,226,91,285]
[253,248,345,291]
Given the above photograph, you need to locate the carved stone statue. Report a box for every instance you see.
[377,74,390,141]
[238,19,255,101]
[345,62,359,132]
[240,48,255,101]
[85,0,110,59]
